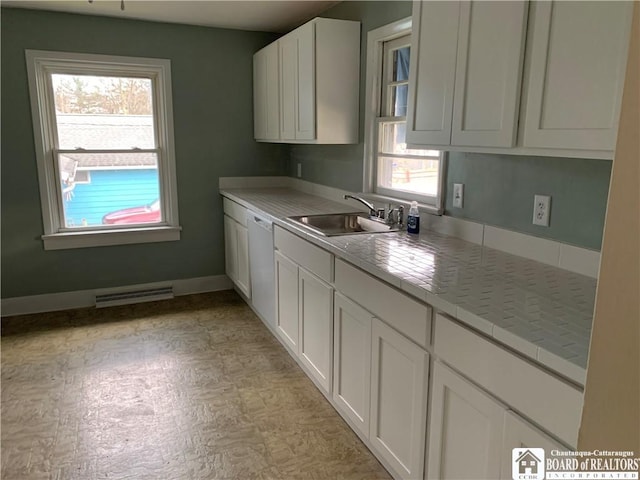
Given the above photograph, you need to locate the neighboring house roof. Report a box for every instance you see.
[56,114,156,172]
[57,114,154,149]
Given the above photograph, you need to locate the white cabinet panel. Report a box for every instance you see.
[451,0,527,147]
[406,0,460,146]
[280,21,315,141]
[224,214,237,283]
[279,33,297,141]
[522,1,632,150]
[333,293,373,438]
[427,361,504,480]
[298,268,333,393]
[235,224,251,298]
[370,318,429,480]
[275,250,299,353]
[254,42,280,141]
[500,411,564,479]
[294,21,315,140]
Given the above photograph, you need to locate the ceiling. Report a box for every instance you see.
[1,0,341,33]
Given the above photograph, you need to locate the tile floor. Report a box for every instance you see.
[1,290,390,480]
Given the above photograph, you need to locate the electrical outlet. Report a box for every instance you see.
[297,163,302,178]
[533,194,551,227]
[453,183,464,208]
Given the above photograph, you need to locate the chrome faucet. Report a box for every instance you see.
[387,204,404,227]
[344,194,377,218]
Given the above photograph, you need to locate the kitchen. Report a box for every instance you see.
[1,1,638,479]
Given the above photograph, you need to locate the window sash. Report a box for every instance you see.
[26,50,179,247]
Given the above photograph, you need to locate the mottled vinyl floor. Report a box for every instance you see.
[1,290,391,480]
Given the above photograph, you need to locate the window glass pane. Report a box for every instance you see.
[58,152,161,228]
[379,122,441,156]
[52,74,155,149]
[377,156,440,197]
[390,84,408,117]
[393,47,410,82]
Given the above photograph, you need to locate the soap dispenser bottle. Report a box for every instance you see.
[407,201,420,234]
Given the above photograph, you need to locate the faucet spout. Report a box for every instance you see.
[344,194,376,217]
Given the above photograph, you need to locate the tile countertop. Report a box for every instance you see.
[221,187,596,387]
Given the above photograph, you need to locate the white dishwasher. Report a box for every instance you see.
[247,211,275,329]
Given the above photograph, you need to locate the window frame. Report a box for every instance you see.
[363,18,446,214]
[25,50,180,250]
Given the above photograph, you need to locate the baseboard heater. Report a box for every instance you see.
[95,286,174,308]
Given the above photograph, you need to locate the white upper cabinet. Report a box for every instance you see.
[521,1,633,152]
[406,1,460,146]
[451,1,528,147]
[253,42,280,141]
[407,1,527,148]
[407,0,632,158]
[254,17,360,144]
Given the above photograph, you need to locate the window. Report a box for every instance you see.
[26,50,180,250]
[364,20,445,211]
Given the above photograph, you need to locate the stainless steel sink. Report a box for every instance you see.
[288,213,399,236]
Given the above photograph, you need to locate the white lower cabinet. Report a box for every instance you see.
[333,293,373,438]
[274,250,299,353]
[428,361,565,480]
[428,361,504,480]
[298,268,333,392]
[274,244,334,395]
[500,411,564,480]
[370,318,429,480]
[223,213,250,298]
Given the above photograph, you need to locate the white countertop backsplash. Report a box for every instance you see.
[221,187,595,386]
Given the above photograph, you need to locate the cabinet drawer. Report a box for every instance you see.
[335,259,431,349]
[223,197,247,227]
[274,226,333,283]
[434,313,583,447]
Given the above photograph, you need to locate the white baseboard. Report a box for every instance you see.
[0,275,233,317]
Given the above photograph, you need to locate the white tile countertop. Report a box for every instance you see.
[221,187,596,386]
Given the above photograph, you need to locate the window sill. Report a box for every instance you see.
[42,226,182,250]
[360,192,444,216]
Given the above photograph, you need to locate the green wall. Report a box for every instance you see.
[1,8,288,298]
[445,153,611,250]
[289,1,611,250]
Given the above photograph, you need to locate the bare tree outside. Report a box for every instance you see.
[52,74,153,115]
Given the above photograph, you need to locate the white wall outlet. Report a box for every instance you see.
[297,163,302,178]
[453,183,464,208]
[533,194,551,227]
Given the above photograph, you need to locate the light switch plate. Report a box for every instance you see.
[453,183,464,208]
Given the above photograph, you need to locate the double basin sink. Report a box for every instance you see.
[288,212,399,237]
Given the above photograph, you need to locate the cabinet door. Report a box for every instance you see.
[235,224,251,298]
[298,268,333,393]
[254,42,280,141]
[279,22,316,141]
[427,361,504,480]
[223,215,238,283]
[500,411,564,480]
[406,0,460,146]
[451,1,527,147]
[333,293,373,438]
[253,47,267,140]
[522,1,632,151]
[274,251,299,353]
[370,318,429,480]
